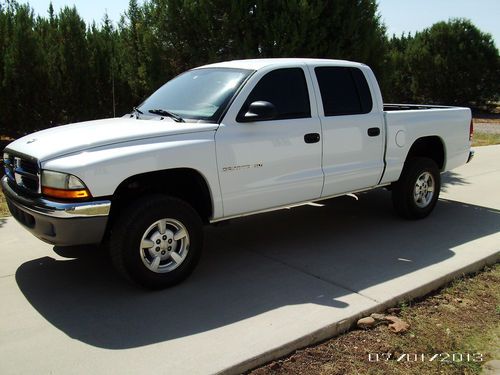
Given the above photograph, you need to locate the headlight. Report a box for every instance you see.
[41,170,91,199]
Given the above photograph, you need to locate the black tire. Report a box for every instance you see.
[392,157,441,220]
[109,195,203,289]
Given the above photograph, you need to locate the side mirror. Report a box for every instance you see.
[239,101,278,122]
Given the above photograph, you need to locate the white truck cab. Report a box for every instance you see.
[2,58,473,288]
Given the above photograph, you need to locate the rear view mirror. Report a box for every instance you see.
[239,101,277,122]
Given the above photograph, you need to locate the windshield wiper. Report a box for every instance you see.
[148,109,185,122]
[132,107,143,118]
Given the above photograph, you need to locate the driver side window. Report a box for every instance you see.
[239,68,311,121]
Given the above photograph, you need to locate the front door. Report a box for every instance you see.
[215,66,323,217]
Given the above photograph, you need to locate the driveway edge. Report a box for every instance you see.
[220,251,500,375]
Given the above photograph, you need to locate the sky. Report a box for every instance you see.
[19,0,500,48]
[377,0,499,47]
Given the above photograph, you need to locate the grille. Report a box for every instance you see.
[3,152,40,195]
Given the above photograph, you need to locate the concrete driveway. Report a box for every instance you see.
[1,146,499,375]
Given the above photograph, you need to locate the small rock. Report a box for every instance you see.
[357,317,376,329]
[385,316,410,333]
[436,323,442,327]
[370,313,387,321]
[389,321,409,333]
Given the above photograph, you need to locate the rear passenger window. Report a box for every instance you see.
[240,68,311,120]
[315,67,373,116]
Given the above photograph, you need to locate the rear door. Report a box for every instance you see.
[215,65,323,217]
[310,65,385,196]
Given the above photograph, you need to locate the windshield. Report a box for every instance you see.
[138,68,252,122]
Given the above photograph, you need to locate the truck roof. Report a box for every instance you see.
[198,58,364,71]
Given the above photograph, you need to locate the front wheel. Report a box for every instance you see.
[109,195,203,289]
[392,157,441,220]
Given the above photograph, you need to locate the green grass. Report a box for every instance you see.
[473,132,500,146]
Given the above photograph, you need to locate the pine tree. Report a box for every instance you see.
[1,2,46,133]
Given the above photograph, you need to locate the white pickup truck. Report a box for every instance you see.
[2,58,474,288]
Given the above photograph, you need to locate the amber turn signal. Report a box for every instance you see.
[42,186,91,199]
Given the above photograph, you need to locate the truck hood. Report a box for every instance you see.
[4,117,218,161]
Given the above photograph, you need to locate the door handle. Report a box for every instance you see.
[367,127,380,137]
[304,133,320,144]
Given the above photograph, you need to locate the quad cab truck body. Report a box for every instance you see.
[2,58,474,288]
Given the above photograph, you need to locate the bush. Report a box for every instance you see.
[386,19,500,107]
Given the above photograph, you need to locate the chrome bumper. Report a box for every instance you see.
[1,176,111,246]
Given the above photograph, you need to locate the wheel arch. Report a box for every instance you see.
[404,136,446,171]
[109,168,214,225]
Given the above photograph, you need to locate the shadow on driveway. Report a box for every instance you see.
[15,189,500,349]
[441,170,469,192]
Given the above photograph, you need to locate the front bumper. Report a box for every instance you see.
[1,176,111,246]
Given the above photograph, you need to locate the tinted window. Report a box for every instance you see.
[315,67,373,116]
[240,68,311,121]
[351,68,373,113]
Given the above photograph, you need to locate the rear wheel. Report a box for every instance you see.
[392,157,441,219]
[109,195,203,289]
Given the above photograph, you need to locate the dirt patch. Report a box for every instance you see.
[474,118,500,125]
[474,123,500,135]
[0,189,9,217]
[250,264,500,375]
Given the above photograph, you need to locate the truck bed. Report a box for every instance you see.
[381,105,471,185]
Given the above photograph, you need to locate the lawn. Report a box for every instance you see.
[472,132,500,147]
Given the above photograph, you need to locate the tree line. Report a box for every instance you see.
[0,0,498,135]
